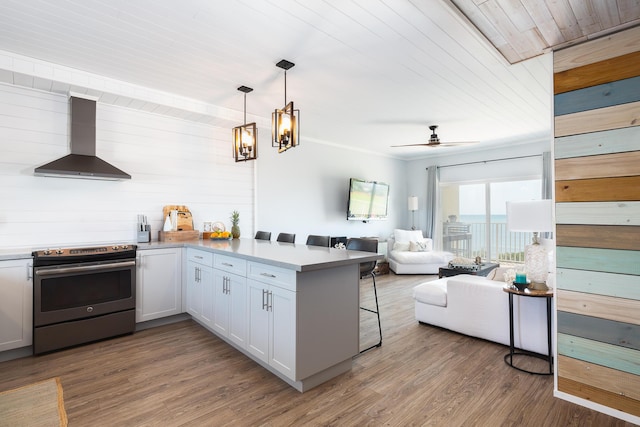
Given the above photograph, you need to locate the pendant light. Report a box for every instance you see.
[272,59,300,153]
[232,86,257,162]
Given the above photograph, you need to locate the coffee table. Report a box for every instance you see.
[438,262,499,279]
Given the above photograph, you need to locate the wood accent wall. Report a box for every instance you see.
[553,26,640,421]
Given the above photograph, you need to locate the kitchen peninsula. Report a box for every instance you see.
[140,238,382,392]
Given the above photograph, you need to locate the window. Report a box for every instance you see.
[441,179,541,263]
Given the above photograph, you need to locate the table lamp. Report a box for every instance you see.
[408,196,418,230]
[506,200,553,288]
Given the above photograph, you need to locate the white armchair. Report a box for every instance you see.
[387,229,453,274]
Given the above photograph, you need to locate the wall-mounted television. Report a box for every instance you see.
[347,178,390,221]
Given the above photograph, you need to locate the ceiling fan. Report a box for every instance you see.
[392,125,478,148]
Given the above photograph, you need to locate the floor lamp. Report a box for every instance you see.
[408,196,418,230]
[506,200,553,290]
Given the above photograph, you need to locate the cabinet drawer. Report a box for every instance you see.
[214,254,247,276]
[186,249,213,267]
[247,262,296,291]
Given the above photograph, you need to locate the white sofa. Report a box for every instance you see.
[387,229,453,274]
[412,270,550,355]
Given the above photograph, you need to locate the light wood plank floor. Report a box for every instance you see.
[0,273,634,426]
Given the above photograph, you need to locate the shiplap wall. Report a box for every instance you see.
[553,27,640,422]
[0,84,254,249]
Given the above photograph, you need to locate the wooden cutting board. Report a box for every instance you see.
[162,205,194,231]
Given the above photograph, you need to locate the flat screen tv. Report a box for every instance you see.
[347,178,390,221]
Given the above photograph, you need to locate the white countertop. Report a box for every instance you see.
[1,238,382,271]
[144,238,382,272]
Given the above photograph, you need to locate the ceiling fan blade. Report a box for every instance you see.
[392,141,478,148]
[391,143,440,147]
[437,141,479,146]
[391,125,478,148]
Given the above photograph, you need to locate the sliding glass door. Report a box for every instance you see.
[440,179,541,263]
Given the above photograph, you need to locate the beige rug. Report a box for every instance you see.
[0,377,68,427]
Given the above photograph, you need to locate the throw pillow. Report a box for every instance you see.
[488,267,511,282]
[393,241,410,251]
[409,240,429,252]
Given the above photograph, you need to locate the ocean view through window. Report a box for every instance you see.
[441,179,542,263]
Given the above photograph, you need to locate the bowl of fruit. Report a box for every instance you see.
[210,230,232,240]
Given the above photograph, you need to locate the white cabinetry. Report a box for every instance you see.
[136,248,182,322]
[186,249,213,321]
[0,259,32,352]
[246,261,296,379]
[180,245,365,392]
[212,255,247,348]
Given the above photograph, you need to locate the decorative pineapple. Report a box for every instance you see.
[231,210,240,239]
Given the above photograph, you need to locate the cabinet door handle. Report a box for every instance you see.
[224,277,229,294]
[267,291,273,312]
[260,272,276,278]
[262,289,268,310]
[26,263,33,280]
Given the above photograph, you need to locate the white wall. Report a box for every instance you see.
[0,83,408,250]
[256,138,407,243]
[1,81,548,251]
[0,84,255,249]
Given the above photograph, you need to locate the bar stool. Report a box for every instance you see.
[254,231,271,240]
[305,234,330,247]
[346,237,382,353]
[276,233,296,243]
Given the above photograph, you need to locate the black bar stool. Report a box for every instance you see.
[346,237,382,353]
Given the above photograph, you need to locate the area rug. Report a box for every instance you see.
[0,377,68,427]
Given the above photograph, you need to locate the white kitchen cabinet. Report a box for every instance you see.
[177,244,368,392]
[212,270,247,348]
[246,262,297,379]
[136,248,183,323]
[0,259,33,352]
[185,249,213,323]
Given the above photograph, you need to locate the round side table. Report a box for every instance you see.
[503,285,554,375]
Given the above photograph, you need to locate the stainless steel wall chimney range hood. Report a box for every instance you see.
[34,96,131,180]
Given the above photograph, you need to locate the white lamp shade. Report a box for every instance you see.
[408,196,418,211]
[506,200,553,232]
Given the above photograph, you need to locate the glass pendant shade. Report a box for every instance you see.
[232,85,257,162]
[272,101,299,153]
[233,122,257,162]
[271,59,300,153]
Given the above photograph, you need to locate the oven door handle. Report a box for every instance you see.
[35,260,136,276]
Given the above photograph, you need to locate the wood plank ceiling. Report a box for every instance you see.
[0,1,637,159]
[450,0,640,64]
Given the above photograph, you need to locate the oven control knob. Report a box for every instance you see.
[112,246,120,250]
[43,249,52,255]
[121,245,128,249]
[87,306,94,313]
[55,249,64,255]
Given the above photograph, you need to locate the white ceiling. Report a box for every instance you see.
[0,0,554,160]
